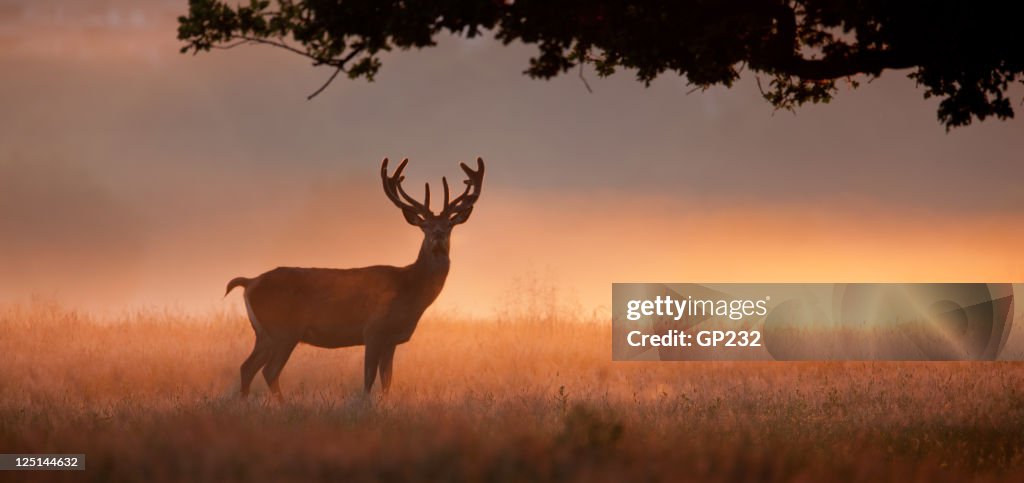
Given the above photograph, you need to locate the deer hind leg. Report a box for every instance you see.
[240,336,273,398]
[378,345,397,394]
[261,340,298,401]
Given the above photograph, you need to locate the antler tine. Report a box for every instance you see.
[382,157,408,183]
[380,158,405,204]
[395,179,430,214]
[443,157,485,216]
[423,182,430,212]
[459,157,485,180]
[447,181,473,208]
[381,157,431,217]
[380,158,403,204]
[442,177,450,212]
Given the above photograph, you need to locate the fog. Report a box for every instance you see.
[2,1,1023,314]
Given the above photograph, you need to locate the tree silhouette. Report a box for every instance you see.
[178,0,1023,129]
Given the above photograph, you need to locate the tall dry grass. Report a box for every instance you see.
[2,298,1024,482]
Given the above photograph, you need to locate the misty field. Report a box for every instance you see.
[3,301,1024,482]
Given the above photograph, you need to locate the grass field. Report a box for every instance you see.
[2,300,1024,482]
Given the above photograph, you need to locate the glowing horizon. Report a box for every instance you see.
[2,1,1023,317]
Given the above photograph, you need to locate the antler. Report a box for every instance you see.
[441,157,485,223]
[381,157,485,226]
[381,158,433,225]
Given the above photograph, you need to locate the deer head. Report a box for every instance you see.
[381,157,485,259]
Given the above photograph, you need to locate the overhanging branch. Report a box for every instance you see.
[226,35,366,99]
[779,49,917,80]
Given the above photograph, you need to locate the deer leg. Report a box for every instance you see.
[363,343,383,394]
[261,341,298,401]
[379,345,397,394]
[240,336,273,398]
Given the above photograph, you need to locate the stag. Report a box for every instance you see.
[225,157,485,399]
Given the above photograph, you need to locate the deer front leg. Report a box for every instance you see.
[379,345,397,394]
[363,343,382,394]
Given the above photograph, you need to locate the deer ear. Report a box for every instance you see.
[449,207,474,225]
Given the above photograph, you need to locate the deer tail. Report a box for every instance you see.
[225,277,252,297]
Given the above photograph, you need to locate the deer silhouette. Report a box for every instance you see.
[225,157,485,399]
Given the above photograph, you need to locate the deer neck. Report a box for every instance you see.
[411,238,451,292]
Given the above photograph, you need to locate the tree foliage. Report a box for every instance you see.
[178,0,1023,129]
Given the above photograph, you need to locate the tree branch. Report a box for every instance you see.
[779,49,916,80]
[307,66,344,100]
[224,35,367,99]
[763,4,913,81]
[233,35,327,64]
[304,46,366,99]
[211,39,252,50]
[578,63,593,93]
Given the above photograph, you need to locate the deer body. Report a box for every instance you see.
[226,158,483,399]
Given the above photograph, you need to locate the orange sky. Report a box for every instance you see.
[2,1,1023,316]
